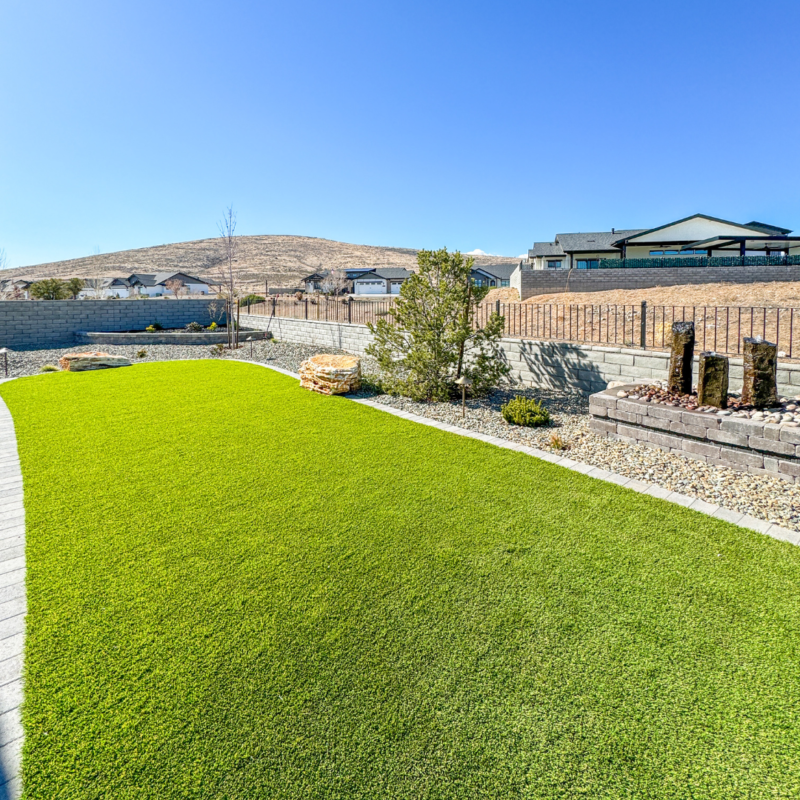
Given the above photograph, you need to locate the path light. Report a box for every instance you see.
[454,375,472,418]
[0,349,7,378]
[246,336,253,358]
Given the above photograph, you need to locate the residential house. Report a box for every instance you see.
[351,268,414,296]
[302,268,374,294]
[470,263,518,288]
[127,272,211,296]
[527,214,800,270]
[0,279,31,299]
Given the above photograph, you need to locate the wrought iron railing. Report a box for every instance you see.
[244,297,800,359]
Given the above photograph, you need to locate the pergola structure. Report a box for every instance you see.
[681,235,800,258]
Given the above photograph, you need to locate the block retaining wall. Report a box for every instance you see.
[242,313,800,397]
[511,264,800,300]
[589,385,800,482]
[0,300,220,349]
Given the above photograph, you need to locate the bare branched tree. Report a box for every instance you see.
[320,269,349,296]
[165,278,185,299]
[216,206,240,348]
[86,277,108,300]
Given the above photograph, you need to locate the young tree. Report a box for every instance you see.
[165,278,185,299]
[85,277,108,299]
[30,278,68,300]
[65,277,85,299]
[320,269,349,296]
[215,206,240,348]
[367,248,509,401]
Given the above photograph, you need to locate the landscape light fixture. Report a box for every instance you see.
[0,349,7,378]
[454,375,472,417]
[246,336,254,358]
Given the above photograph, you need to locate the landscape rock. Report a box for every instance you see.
[668,321,695,394]
[697,352,729,408]
[299,354,361,395]
[58,351,132,371]
[741,337,779,408]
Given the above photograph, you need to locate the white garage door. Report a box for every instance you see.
[390,282,401,294]
[355,280,385,295]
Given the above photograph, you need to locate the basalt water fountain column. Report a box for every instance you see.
[741,337,779,408]
[668,321,695,394]
[697,352,729,408]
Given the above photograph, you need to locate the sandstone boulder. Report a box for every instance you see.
[58,352,132,372]
[299,354,361,395]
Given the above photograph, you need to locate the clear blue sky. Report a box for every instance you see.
[2,0,799,267]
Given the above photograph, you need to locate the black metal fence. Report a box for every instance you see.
[244,297,800,359]
[597,255,800,270]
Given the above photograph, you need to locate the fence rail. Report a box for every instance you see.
[598,255,800,270]
[245,297,800,359]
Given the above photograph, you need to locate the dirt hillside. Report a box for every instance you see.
[1,236,520,293]
[523,281,800,308]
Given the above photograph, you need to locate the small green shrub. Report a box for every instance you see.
[210,343,224,356]
[136,349,147,359]
[185,321,203,332]
[239,294,265,307]
[500,396,550,427]
[40,364,59,373]
[148,321,163,332]
[207,321,218,331]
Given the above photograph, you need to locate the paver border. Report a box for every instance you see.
[0,357,797,799]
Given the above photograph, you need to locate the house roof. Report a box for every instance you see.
[556,230,645,252]
[353,268,412,280]
[745,221,793,235]
[611,215,776,246]
[472,263,517,280]
[128,272,205,287]
[529,242,565,257]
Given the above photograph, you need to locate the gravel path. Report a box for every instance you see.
[4,342,799,531]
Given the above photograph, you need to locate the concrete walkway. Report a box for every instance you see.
[0,397,24,800]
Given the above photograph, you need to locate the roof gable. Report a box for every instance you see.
[555,230,644,253]
[617,215,775,245]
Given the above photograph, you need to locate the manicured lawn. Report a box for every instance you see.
[3,360,800,799]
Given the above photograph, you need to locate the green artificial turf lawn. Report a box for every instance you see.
[3,360,800,799]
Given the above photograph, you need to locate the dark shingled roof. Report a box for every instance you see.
[529,242,565,257]
[472,263,518,280]
[554,230,645,252]
[354,268,413,280]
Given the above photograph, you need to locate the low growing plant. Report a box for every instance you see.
[185,321,204,332]
[40,364,58,373]
[136,349,147,359]
[210,343,225,356]
[549,433,569,451]
[148,321,163,332]
[207,321,218,331]
[501,395,550,427]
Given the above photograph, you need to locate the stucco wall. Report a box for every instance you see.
[511,263,800,299]
[241,313,800,398]
[0,299,220,349]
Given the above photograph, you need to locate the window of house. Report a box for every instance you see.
[576,259,599,269]
[649,250,664,256]
[500,279,510,287]
[664,250,679,255]
[546,260,563,269]
[682,249,707,255]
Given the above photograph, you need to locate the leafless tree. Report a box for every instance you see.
[215,206,240,348]
[85,277,108,300]
[320,268,349,296]
[165,278,185,299]
[208,299,225,326]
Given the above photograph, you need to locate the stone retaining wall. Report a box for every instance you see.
[511,264,800,300]
[589,385,800,482]
[76,329,269,346]
[0,300,219,349]
[241,313,800,397]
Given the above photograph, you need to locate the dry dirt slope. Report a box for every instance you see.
[1,236,520,292]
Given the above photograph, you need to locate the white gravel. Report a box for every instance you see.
[4,343,798,531]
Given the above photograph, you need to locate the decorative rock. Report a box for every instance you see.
[58,351,132,371]
[667,321,695,395]
[697,351,729,409]
[606,380,626,390]
[741,337,779,408]
[299,354,361,395]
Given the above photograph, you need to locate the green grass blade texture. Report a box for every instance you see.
[2,361,800,799]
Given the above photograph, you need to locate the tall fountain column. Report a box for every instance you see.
[697,352,729,408]
[668,321,695,395]
[741,338,779,408]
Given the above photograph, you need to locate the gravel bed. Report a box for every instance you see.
[0,341,350,379]
[3,343,798,531]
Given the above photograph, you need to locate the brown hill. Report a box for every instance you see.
[1,236,520,293]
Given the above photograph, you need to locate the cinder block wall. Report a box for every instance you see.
[0,300,219,349]
[511,264,800,300]
[241,313,800,397]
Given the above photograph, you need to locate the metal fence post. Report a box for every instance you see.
[347,298,352,324]
[304,299,308,320]
[640,301,647,349]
